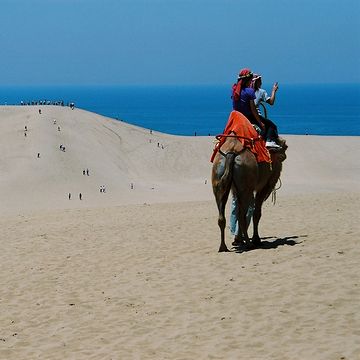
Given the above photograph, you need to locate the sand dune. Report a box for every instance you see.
[0,106,214,214]
[0,105,359,359]
[0,106,359,214]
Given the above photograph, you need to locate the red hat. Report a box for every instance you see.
[238,68,253,80]
[233,68,253,100]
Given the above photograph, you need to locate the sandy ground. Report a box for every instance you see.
[0,105,359,359]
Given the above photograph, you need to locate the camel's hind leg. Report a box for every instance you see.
[212,153,235,252]
[232,193,254,246]
[213,171,232,252]
[252,189,268,247]
[215,188,232,252]
[236,193,254,249]
[232,151,257,249]
[253,163,281,247]
[252,197,262,247]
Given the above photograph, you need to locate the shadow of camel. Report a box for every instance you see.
[233,235,307,253]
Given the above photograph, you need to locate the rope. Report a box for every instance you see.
[218,148,245,158]
[271,178,282,205]
[259,102,268,119]
[215,133,262,149]
[275,177,282,191]
[216,133,262,142]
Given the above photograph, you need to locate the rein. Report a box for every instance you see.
[271,178,282,205]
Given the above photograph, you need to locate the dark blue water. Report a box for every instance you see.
[0,84,359,136]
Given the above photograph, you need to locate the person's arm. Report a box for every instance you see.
[266,82,278,106]
[250,100,264,128]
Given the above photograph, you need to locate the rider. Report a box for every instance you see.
[253,74,278,110]
[232,68,280,149]
[252,74,280,148]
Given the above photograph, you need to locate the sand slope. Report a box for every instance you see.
[0,106,213,214]
[0,106,359,359]
[0,106,359,214]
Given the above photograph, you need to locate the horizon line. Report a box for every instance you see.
[0,82,359,88]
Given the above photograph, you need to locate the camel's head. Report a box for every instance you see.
[272,137,288,163]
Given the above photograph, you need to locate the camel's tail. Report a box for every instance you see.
[219,152,236,192]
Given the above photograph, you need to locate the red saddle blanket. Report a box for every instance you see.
[211,111,271,163]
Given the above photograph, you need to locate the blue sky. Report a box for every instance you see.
[0,0,359,85]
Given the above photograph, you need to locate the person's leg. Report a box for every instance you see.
[259,116,281,148]
[260,116,278,141]
[229,195,239,236]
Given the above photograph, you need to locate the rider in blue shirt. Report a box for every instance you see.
[232,68,280,149]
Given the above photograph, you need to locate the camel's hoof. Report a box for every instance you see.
[218,246,229,252]
[232,236,244,247]
[243,241,254,250]
[252,237,261,247]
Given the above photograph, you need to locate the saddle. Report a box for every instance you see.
[211,111,271,163]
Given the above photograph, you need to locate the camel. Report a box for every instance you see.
[212,134,287,252]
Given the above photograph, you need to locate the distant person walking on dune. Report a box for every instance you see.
[68,193,71,200]
[79,193,82,200]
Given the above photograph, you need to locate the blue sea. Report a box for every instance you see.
[0,84,359,136]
